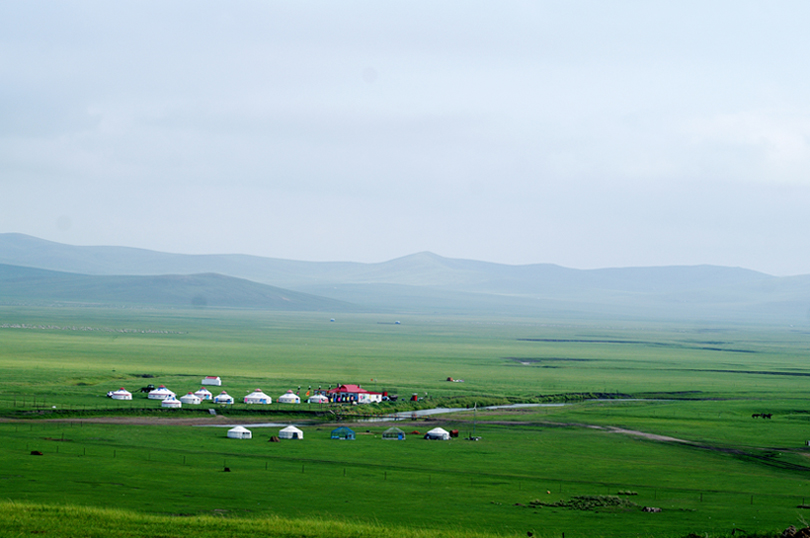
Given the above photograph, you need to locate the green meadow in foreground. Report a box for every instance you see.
[2,306,810,537]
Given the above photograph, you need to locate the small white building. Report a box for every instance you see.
[108,388,132,400]
[244,389,271,404]
[227,426,252,439]
[148,385,175,400]
[307,394,328,404]
[425,427,450,441]
[161,396,182,408]
[277,390,301,404]
[279,425,304,439]
[201,376,222,386]
[214,391,234,404]
[194,387,213,401]
[180,392,202,405]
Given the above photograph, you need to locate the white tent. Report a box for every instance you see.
[201,376,222,386]
[277,390,301,404]
[244,389,271,404]
[194,387,213,400]
[161,396,182,408]
[307,394,328,404]
[109,388,132,400]
[180,392,202,405]
[148,385,175,400]
[214,391,234,404]
[425,427,450,440]
[279,425,304,439]
[227,426,252,439]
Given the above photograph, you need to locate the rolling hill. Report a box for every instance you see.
[0,263,359,311]
[2,233,810,322]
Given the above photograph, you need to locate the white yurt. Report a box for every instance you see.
[307,394,328,404]
[201,376,222,386]
[214,391,234,404]
[194,387,213,400]
[161,396,182,408]
[180,392,202,405]
[277,390,301,404]
[244,389,271,404]
[148,385,176,400]
[109,388,132,400]
[227,426,252,439]
[279,425,304,439]
[424,427,450,440]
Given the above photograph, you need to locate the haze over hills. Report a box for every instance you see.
[0,263,358,312]
[1,233,809,323]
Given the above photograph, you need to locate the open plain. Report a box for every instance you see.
[2,305,810,537]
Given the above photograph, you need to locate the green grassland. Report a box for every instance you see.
[2,305,810,537]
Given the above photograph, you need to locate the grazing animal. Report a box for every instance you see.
[752,414,761,418]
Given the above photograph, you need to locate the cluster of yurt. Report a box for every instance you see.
[277,390,300,404]
[223,424,460,442]
[244,389,271,404]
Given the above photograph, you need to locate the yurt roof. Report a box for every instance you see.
[228,426,250,433]
[331,426,355,434]
[280,426,303,433]
[427,427,449,435]
[384,427,405,434]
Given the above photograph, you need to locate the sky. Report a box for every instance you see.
[2,1,810,275]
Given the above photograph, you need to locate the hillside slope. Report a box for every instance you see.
[3,233,810,323]
[0,264,359,311]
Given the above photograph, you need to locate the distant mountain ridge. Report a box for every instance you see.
[1,233,809,322]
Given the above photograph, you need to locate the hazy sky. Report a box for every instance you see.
[3,1,810,275]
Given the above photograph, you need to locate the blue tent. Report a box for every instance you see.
[331,426,355,440]
[383,427,406,440]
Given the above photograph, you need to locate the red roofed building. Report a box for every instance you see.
[327,384,384,404]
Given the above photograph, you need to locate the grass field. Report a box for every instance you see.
[1,305,810,537]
